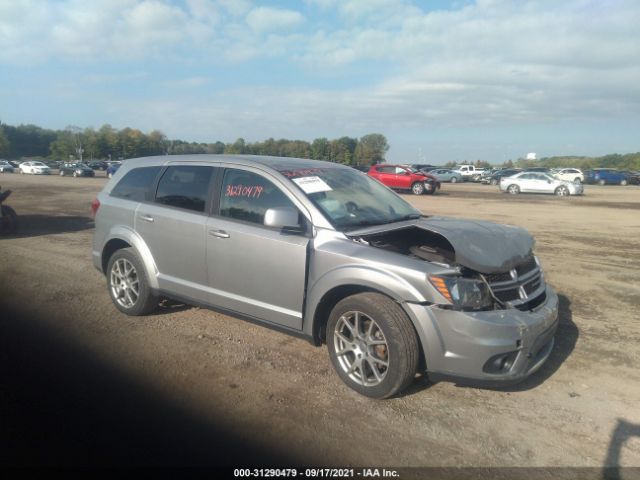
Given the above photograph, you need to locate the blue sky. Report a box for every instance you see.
[1,0,639,163]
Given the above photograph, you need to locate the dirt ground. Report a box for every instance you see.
[1,171,639,469]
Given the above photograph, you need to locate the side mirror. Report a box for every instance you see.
[264,207,300,230]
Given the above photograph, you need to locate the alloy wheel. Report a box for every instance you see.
[333,311,389,387]
[110,258,140,308]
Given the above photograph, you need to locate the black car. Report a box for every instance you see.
[484,168,522,185]
[622,171,640,185]
[59,163,95,177]
[351,165,370,172]
[523,167,550,173]
[89,161,109,171]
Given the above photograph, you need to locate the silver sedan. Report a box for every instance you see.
[500,172,584,196]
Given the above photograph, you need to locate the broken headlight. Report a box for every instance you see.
[429,275,493,309]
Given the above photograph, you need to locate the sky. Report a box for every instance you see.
[1,0,639,164]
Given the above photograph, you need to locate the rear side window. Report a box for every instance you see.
[219,169,296,225]
[377,166,395,174]
[155,165,214,213]
[111,166,161,202]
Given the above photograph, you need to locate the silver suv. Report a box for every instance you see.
[92,155,559,398]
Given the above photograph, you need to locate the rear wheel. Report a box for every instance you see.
[59,170,65,176]
[106,248,158,316]
[450,177,458,183]
[411,182,425,195]
[555,185,569,196]
[490,178,498,185]
[598,179,605,185]
[574,178,581,184]
[327,292,419,399]
[620,179,628,186]
[507,184,520,194]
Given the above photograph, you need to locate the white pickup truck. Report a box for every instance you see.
[455,165,486,182]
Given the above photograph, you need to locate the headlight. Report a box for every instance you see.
[429,275,493,309]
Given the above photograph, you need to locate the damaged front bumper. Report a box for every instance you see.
[404,285,559,384]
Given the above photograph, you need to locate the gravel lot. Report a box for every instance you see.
[1,171,639,469]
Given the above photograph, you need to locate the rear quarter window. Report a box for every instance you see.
[110,166,161,202]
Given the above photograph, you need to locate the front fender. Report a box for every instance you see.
[102,226,160,290]
[303,264,427,338]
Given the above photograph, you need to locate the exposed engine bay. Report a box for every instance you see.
[352,226,456,267]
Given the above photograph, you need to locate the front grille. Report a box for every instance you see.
[484,256,546,309]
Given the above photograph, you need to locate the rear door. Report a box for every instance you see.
[206,167,310,329]
[135,163,217,303]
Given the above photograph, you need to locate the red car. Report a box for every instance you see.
[367,164,440,195]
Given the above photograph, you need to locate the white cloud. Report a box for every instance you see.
[246,7,304,33]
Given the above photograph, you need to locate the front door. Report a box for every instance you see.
[206,167,309,329]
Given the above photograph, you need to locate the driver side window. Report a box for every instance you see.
[219,169,298,226]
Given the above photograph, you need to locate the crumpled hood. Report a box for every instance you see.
[417,217,534,273]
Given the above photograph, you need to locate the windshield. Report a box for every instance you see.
[280,166,422,231]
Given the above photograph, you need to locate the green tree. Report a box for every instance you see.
[0,124,9,157]
[354,133,389,166]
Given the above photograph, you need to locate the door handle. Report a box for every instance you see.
[209,229,230,239]
[139,214,154,222]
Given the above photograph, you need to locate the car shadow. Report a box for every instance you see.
[0,214,94,239]
[0,303,295,466]
[401,293,579,397]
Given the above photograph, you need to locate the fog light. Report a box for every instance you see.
[483,351,518,374]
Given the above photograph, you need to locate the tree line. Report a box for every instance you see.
[0,121,389,166]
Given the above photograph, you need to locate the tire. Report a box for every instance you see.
[507,184,520,194]
[620,179,628,186]
[555,186,569,196]
[108,172,113,178]
[450,177,457,183]
[106,247,158,316]
[598,179,605,186]
[73,172,78,177]
[60,170,65,176]
[326,292,419,399]
[490,178,498,186]
[411,182,425,195]
[574,178,581,184]
[0,205,18,234]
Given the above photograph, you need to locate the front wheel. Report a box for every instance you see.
[450,177,457,183]
[598,179,605,186]
[106,248,158,316]
[327,292,419,399]
[507,184,520,194]
[620,179,628,186]
[574,178,581,184]
[490,178,498,185]
[555,186,569,196]
[411,182,425,195]
[60,170,65,176]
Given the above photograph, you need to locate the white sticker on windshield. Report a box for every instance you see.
[292,176,333,194]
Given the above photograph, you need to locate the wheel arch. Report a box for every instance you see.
[100,227,160,289]
[307,283,428,371]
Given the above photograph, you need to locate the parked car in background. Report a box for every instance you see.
[19,161,51,175]
[106,163,122,178]
[426,168,463,183]
[0,160,15,173]
[500,172,583,196]
[483,168,522,185]
[523,167,551,173]
[584,169,629,185]
[8,160,21,169]
[454,165,485,182]
[368,164,440,195]
[552,168,584,183]
[351,165,370,173]
[89,161,109,171]
[621,171,640,185]
[59,162,96,177]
